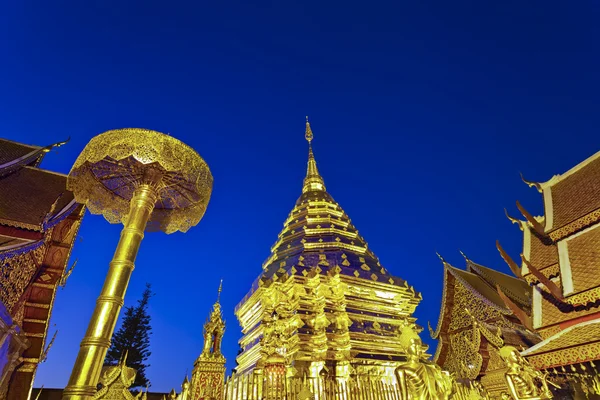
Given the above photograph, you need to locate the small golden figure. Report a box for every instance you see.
[499,346,554,399]
[395,338,454,400]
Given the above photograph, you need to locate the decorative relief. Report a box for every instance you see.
[549,209,600,242]
[527,342,600,370]
[443,329,482,380]
[448,284,505,332]
[0,243,46,313]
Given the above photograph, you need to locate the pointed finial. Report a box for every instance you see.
[520,172,542,193]
[120,349,129,366]
[217,279,223,303]
[305,116,313,143]
[435,251,447,264]
[504,208,524,231]
[458,250,470,262]
[302,117,326,193]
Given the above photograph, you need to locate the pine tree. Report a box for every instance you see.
[105,283,154,388]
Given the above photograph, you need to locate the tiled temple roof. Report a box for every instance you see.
[542,153,600,231]
[466,260,531,308]
[0,167,75,232]
[0,139,42,166]
[521,319,600,369]
[0,138,75,232]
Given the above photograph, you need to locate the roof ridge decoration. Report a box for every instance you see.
[520,255,564,300]
[463,253,531,306]
[0,139,69,177]
[495,284,534,331]
[515,200,547,238]
[520,172,543,193]
[430,255,449,340]
[504,208,525,232]
[496,240,522,278]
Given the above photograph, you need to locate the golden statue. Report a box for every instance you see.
[499,346,553,399]
[395,337,454,400]
[63,129,213,400]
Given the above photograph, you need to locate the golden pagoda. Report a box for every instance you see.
[430,253,541,398]
[234,119,422,386]
[496,152,600,397]
[0,138,84,400]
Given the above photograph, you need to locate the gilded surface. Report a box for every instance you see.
[500,346,553,399]
[67,128,213,234]
[395,338,454,400]
[524,265,559,286]
[526,342,600,371]
[522,320,600,370]
[549,208,600,241]
[539,288,599,327]
[547,155,600,233]
[448,278,507,333]
[93,355,146,400]
[235,122,420,378]
[566,224,600,294]
[0,243,45,313]
[65,129,211,400]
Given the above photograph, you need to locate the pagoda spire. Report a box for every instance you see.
[302,117,326,193]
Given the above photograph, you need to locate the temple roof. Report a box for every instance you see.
[465,259,531,307]
[534,151,600,238]
[521,318,600,369]
[0,138,76,233]
[446,265,510,312]
[0,167,75,232]
[0,139,43,166]
[431,257,540,375]
[432,256,534,340]
[257,119,405,288]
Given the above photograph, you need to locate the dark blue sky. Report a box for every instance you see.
[1,0,599,392]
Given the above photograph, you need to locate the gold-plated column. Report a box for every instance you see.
[63,184,157,400]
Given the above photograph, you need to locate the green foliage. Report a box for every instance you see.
[105,283,154,388]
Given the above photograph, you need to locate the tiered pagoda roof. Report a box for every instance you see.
[498,151,600,373]
[257,125,404,290]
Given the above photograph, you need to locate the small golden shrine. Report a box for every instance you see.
[496,152,600,396]
[93,353,148,400]
[234,120,423,388]
[430,254,541,398]
[0,138,84,400]
[189,282,226,400]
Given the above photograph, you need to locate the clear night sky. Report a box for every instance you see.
[1,0,599,393]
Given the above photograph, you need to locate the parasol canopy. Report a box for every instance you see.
[67,128,213,234]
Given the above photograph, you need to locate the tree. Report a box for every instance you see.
[105,283,154,388]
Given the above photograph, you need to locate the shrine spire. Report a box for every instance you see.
[302,117,326,193]
[216,279,223,303]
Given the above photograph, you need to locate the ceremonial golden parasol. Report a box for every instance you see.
[63,128,213,400]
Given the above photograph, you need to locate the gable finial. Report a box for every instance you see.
[217,279,223,303]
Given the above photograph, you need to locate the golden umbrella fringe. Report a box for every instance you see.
[63,128,212,400]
